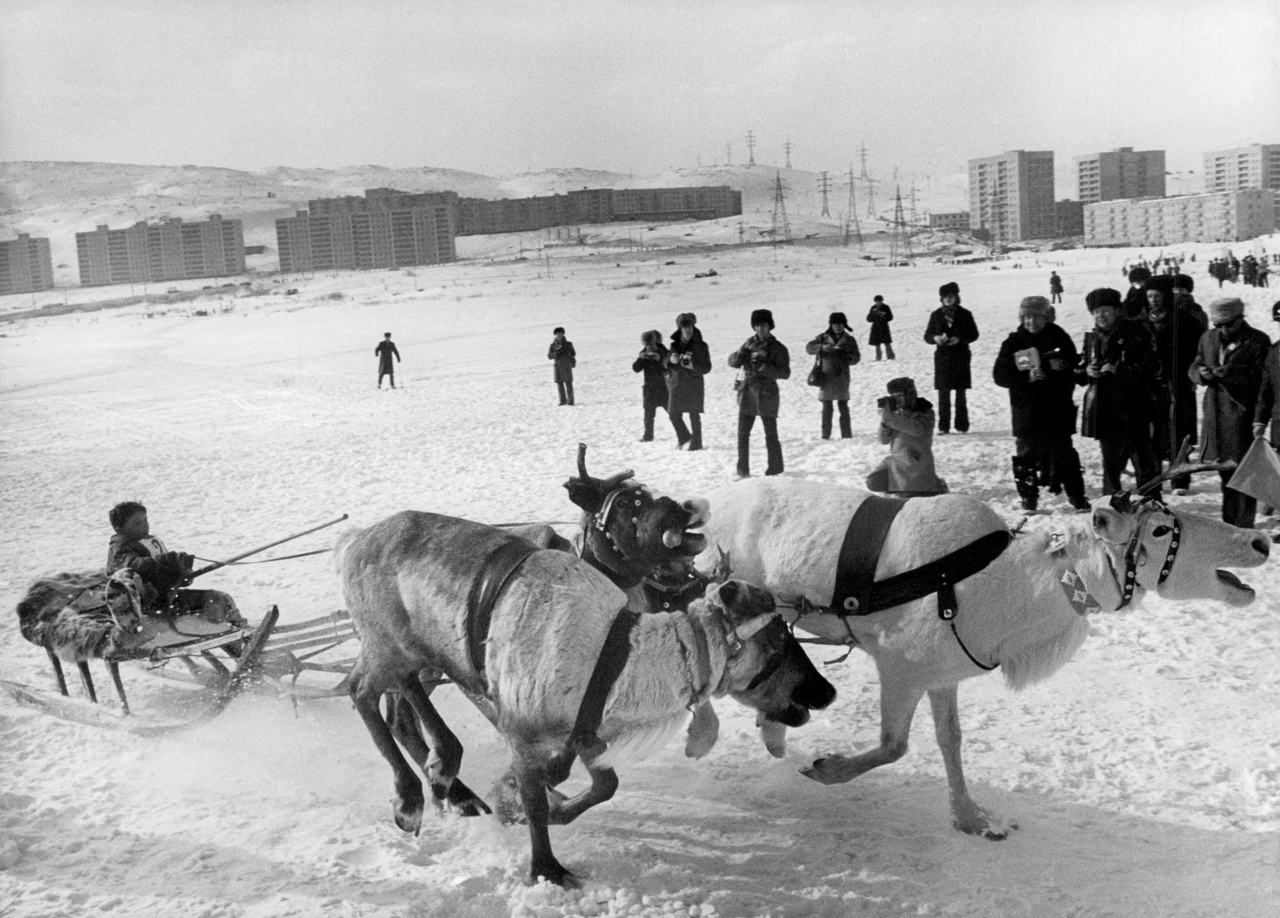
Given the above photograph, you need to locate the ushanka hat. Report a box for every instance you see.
[1085,288,1123,312]
[939,281,960,299]
[828,311,848,326]
[1172,274,1194,292]
[886,376,916,394]
[750,308,775,329]
[1019,296,1051,316]
[1128,266,1152,284]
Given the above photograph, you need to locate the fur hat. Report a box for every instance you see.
[1209,297,1245,324]
[1019,296,1051,316]
[1172,274,1195,292]
[1085,288,1123,312]
[939,281,960,299]
[828,311,848,327]
[873,294,884,302]
[1147,274,1176,294]
[553,326,565,335]
[676,312,697,327]
[1128,266,1152,284]
[641,329,662,346]
[750,309,775,329]
[1271,300,1280,323]
[886,376,916,395]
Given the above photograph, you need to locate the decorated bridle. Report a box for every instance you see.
[1107,491,1182,609]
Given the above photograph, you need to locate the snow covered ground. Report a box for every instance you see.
[1,235,1278,917]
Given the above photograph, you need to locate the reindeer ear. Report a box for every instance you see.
[1090,504,1127,541]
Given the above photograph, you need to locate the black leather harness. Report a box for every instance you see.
[465,538,539,673]
[829,495,1012,671]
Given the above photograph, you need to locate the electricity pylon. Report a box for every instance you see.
[844,165,863,248]
[888,184,913,266]
[818,171,831,217]
[746,131,757,167]
[784,138,793,170]
[770,170,792,246]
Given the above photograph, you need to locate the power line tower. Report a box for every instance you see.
[817,171,831,217]
[843,164,863,248]
[725,142,732,166]
[859,143,877,218]
[746,131,757,167]
[784,138,793,169]
[770,170,792,246]
[888,184,913,266]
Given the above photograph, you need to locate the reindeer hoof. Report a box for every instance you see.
[799,755,848,785]
[446,778,491,817]
[953,806,1016,840]
[391,797,424,835]
[532,860,581,889]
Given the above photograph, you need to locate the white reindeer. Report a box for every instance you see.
[698,475,1269,839]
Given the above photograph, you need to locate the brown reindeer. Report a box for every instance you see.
[336,510,835,887]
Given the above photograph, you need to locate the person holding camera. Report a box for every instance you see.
[632,330,670,442]
[866,377,947,496]
[924,281,980,434]
[728,309,791,478]
[666,312,712,450]
[548,326,576,406]
[805,311,861,439]
[993,296,1089,512]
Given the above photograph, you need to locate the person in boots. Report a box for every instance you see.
[1146,274,1206,494]
[728,308,790,477]
[548,326,576,406]
[633,330,669,442]
[375,332,400,389]
[666,312,711,450]
[993,296,1089,512]
[1191,296,1271,528]
[805,311,861,439]
[866,377,947,497]
[924,281,979,434]
[866,295,895,360]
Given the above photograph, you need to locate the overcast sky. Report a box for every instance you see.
[2,0,1277,195]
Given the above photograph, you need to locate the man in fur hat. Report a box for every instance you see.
[994,296,1089,511]
[633,329,670,442]
[1191,297,1271,527]
[666,312,712,450]
[1146,274,1206,493]
[923,281,980,434]
[728,308,791,477]
[1123,266,1153,321]
[805,311,861,439]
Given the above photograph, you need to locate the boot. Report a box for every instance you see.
[1060,455,1091,512]
[1011,456,1038,511]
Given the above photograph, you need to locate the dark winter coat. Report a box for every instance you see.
[728,334,791,418]
[375,339,400,374]
[633,342,670,410]
[1076,320,1160,441]
[1252,341,1280,448]
[1121,285,1148,321]
[1148,307,1205,456]
[804,328,861,402]
[866,303,894,345]
[1190,320,1271,463]
[666,327,712,414]
[992,323,1079,438]
[106,533,183,606]
[1049,274,1064,294]
[874,399,945,492]
[924,304,980,390]
[548,339,576,383]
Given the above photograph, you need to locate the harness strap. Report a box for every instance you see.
[569,609,641,762]
[832,496,906,614]
[465,539,539,673]
[937,581,997,671]
[857,530,1012,616]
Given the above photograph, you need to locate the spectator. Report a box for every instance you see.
[375,332,400,389]
[993,296,1089,512]
[1122,266,1152,321]
[923,281,979,434]
[632,330,669,442]
[1076,288,1161,495]
[728,309,791,478]
[1171,274,1209,328]
[866,377,947,496]
[866,295,895,360]
[1049,271,1064,304]
[805,311,861,439]
[666,312,712,450]
[1191,297,1271,527]
[548,326,576,406]
[1250,300,1280,455]
[1146,275,1206,494]
[106,501,245,626]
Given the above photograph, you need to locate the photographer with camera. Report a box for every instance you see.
[728,309,791,478]
[865,377,947,496]
[666,312,712,450]
[632,330,670,442]
[805,311,861,439]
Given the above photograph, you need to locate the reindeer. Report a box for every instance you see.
[698,459,1269,840]
[336,510,835,887]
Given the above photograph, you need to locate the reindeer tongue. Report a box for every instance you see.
[663,529,683,549]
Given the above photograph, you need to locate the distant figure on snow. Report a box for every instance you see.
[866,294,895,360]
[805,311,861,439]
[548,326,576,406]
[1049,271,1064,304]
[375,332,400,389]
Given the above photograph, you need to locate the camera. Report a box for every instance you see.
[877,395,896,410]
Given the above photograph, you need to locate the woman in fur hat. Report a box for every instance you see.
[632,329,670,442]
[728,308,791,477]
[805,312,861,439]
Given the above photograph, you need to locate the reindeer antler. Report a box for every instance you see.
[1134,436,1238,499]
[575,442,634,491]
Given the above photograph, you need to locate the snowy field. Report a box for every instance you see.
[1,237,1279,918]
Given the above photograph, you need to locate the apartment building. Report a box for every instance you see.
[1203,144,1280,193]
[276,189,458,273]
[454,185,741,236]
[1074,147,1166,203]
[75,215,245,287]
[0,233,55,295]
[928,212,971,232]
[968,151,1056,242]
[1083,188,1276,246]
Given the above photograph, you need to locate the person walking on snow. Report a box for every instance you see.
[375,332,400,389]
[548,326,576,406]
[1049,271,1064,304]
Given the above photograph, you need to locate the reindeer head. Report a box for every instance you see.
[705,579,836,729]
[1090,440,1269,608]
[565,443,711,582]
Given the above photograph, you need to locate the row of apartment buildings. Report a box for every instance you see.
[75,214,246,287]
[0,233,55,296]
